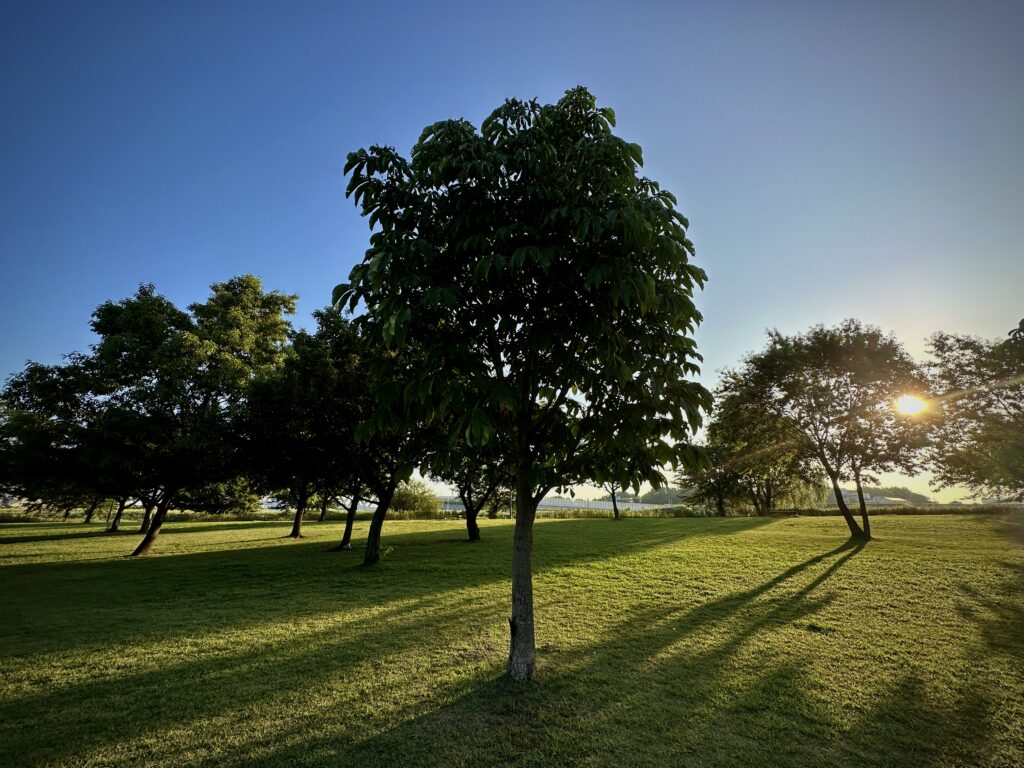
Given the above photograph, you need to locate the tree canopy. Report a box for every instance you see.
[337,87,710,680]
[928,321,1024,501]
[735,320,930,538]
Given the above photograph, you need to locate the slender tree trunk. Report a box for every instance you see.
[82,498,100,524]
[288,496,307,538]
[507,471,538,682]
[330,494,361,551]
[467,506,481,541]
[611,487,620,520]
[139,501,155,533]
[362,485,395,566]
[318,495,330,522]
[828,473,864,538]
[716,495,726,517]
[108,497,127,532]
[854,472,872,540]
[131,497,171,557]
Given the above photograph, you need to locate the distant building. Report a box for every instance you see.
[839,489,910,506]
[439,495,665,514]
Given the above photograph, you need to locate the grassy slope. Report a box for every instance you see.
[0,515,1021,768]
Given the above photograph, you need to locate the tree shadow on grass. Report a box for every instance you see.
[955,562,1024,664]
[151,540,866,768]
[0,518,779,660]
[0,526,114,545]
[304,538,1007,768]
[4,516,869,767]
[10,525,1007,767]
[0,520,292,545]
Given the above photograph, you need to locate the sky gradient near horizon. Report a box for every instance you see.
[2,1,1022,501]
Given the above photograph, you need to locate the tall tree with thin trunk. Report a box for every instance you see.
[337,87,709,680]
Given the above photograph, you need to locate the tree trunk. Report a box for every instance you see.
[82,498,100,524]
[466,506,481,541]
[611,487,620,520]
[108,497,127,532]
[139,501,155,533]
[131,497,171,557]
[750,490,763,516]
[288,496,307,538]
[330,494,361,551]
[507,471,537,682]
[828,473,864,538]
[362,486,395,565]
[854,472,872,540]
[318,496,330,522]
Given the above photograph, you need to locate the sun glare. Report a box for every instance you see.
[895,395,927,415]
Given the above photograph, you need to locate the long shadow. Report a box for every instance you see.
[170,540,865,767]
[0,527,114,545]
[956,562,1024,662]
[4,516,857,767]
[0,520,290,545]
[0,517,778,661]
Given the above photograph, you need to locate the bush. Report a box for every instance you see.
[391,479,441,517]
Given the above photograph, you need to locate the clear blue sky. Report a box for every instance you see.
[2,1,1022,498]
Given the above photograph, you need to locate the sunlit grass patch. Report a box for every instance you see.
[0,515,1020,767]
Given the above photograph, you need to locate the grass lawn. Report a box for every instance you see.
[0,514,1021,767]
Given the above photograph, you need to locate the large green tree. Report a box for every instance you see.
[0,358,101,517]
[337,88,709,680]
[928,320,1024,501]
[242,326,348,539]
[738,320,929,538]
[90,277,295,555]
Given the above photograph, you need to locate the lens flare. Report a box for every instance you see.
[895,395,927,415]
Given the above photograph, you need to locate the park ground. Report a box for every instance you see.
[0,514,1021,767]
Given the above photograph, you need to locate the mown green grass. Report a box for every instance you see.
[1,515,1021,767]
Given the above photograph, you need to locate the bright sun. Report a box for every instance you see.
[895,394,927,415]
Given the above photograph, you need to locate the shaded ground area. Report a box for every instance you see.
[0,515,1021,767]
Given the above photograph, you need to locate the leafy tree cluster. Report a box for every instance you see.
[927,321,1024,501]
[681,320,932,536]
[681,319,1024,530]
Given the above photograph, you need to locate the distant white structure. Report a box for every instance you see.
[839,489,911,506]
[439,495,664,514]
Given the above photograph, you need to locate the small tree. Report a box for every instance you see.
[391,478,441,517]
[338,88,709,679]
[433,446,509,539]
[709,372,824,515]
[675,443,742,516]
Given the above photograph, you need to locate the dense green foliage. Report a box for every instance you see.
[928,321,1024,501]
[338,86,710,679]
[1,516,1020,767]
[733,320,930,538]
[391,478,442,516]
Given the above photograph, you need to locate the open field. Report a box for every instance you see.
[1,515,1021,767]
